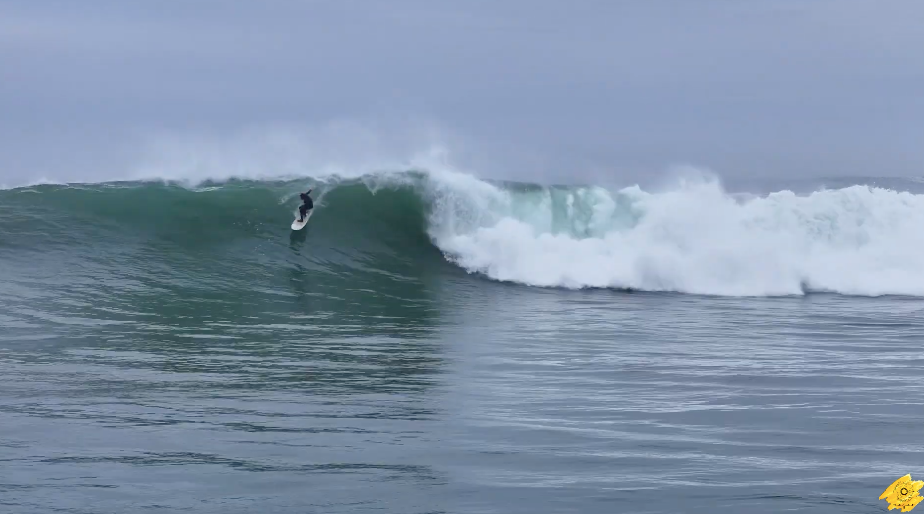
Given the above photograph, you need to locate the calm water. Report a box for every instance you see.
[2,177,923,513]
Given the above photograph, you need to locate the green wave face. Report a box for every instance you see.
[3,171,924,297]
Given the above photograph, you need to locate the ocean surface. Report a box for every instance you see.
[1,170,923,513]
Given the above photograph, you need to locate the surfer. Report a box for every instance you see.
[297,189,314,222]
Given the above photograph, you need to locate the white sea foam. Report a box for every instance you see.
[418,170,924,297]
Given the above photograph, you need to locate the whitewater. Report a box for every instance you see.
[420,171,924,297]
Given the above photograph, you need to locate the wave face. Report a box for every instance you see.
[2,170,924,297]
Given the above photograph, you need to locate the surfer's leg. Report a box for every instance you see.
[298,205,307,221]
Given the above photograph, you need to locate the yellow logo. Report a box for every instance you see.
[880,474,923,512]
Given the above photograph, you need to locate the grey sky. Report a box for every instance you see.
[1,0,922,185]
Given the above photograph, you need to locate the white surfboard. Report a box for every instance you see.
[291,210,313,230]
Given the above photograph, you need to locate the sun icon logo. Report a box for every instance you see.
[880,474,923,512]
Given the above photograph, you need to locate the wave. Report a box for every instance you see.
[3,169,924,297]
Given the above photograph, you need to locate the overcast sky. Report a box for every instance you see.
[1,0,922,185]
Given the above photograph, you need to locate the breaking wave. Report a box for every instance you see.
[3,168,924,297]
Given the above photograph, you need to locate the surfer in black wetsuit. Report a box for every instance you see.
[298,189,313,222]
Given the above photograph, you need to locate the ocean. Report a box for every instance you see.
[1,170,923,513]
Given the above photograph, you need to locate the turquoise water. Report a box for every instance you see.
[1,173,923,513]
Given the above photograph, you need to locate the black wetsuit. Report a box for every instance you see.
[298,194,313,221]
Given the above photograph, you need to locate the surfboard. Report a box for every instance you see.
[291,210,313,230]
